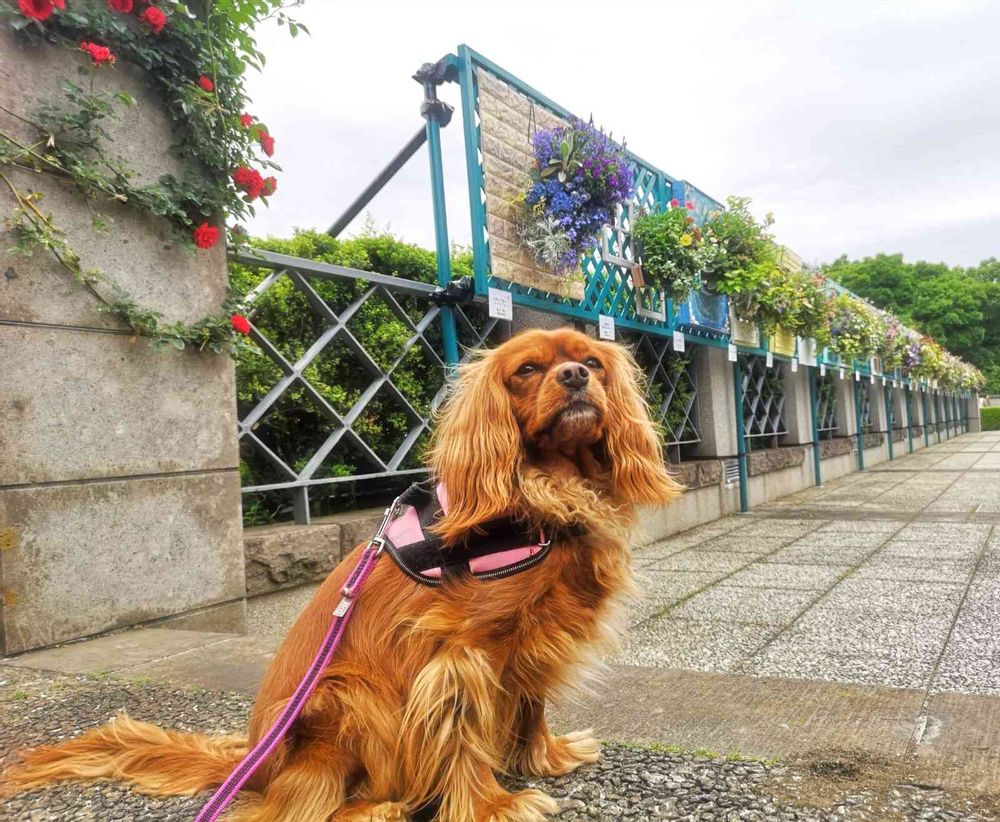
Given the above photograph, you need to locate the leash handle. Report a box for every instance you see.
[192,497,402,822]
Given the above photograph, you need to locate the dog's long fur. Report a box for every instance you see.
[3,328,680,821]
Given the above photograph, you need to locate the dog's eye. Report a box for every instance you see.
[515,363,538,377]
[584,357,602,369]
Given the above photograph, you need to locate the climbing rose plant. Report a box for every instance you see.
[0,0,305,353]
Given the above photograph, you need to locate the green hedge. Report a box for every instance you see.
[982,406,1000,431]
[230,230,475,524]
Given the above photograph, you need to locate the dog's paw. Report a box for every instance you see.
[552,728,601,772]
[334,801,409,821]
[484,789,559,822]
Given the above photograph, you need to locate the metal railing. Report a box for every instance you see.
[739,353,787,450]
[234,249,502,524]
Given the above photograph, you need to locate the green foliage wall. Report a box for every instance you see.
[825,254,1000,393]
[982,407,1000,431]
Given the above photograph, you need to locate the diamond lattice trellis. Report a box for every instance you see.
[234,250,503,523]
[817,373,838,439]
[628,334,701,449]
[858,384,872,433]
[739,353,787,449]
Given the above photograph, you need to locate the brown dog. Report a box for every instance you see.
[4,328,680,821]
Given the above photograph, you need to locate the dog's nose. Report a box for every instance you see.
[557,362,590,390]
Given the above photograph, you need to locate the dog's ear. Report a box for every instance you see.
[429,354,521,545]
[597,341,683,507]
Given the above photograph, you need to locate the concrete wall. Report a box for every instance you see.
[0,32,244,654]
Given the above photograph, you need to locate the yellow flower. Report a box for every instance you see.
[679,233,693,247]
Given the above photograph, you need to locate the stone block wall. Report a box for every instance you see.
[0,32,244,654]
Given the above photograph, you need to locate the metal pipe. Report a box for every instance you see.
[884,384,894,461]
[906,386,914,453]
[854,377,865,470]
[923,390,931,447]
[327,128,428,238]
[733,357,750,513]
[808,366,822,486]
[419,67,460,367]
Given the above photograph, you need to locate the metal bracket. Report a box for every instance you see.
[414,59,456,126]
[428,276,475,307]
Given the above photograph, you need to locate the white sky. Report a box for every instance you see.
[244,0,1000,268]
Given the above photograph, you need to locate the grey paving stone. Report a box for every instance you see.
[668,585,815,625]
[878,540,982,560]
[688,533,795,552]
[785,531,893,548]
[892,522,993,543]
[814,519,903,534]
[855,555,975,584]
[649,550,757,574]
[820,577,965,618]
[725,562,850,591]
[784,607,954,657]
[614,618,769,672]
[761,543,874,566]
[630,570,723,624]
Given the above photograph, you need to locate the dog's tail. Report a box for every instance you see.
[2,713,246,796]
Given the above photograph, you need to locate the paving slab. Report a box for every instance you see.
[0,628,235,675]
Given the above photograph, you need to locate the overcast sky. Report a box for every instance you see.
[244,0,1000,268]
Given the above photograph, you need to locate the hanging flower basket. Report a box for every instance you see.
[769,327,797,358]
[729,305,760,348]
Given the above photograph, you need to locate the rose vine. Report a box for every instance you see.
[1,0,304,353]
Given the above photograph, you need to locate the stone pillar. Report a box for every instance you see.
[782,366,813,446]
[870,381,890,433]
[0,33,245,655]
[968,393,982,432]
[689,345,737,458]
[834,373,857,438]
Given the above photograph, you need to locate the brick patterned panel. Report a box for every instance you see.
[476,69,584,299]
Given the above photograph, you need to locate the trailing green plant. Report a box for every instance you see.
[1,0,303,351]
[701,195,777,295]
[632,201,706,301]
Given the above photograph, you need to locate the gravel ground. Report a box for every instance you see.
[3,668,998,821]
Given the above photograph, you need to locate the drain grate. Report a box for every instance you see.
[724,458,741,486]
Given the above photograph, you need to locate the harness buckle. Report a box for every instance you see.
[370,535,387,554]
[332,595,352,618]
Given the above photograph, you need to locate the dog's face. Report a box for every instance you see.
[430,328,681,542]
[501,329,611,454]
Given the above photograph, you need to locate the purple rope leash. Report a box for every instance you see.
[192,499,401,822]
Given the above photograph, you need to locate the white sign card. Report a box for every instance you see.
[820,364,827,377]
[870,374,875,384]
[840,367,846,380]
[727,343,738,362]
[598,314,615,341]
[672,330,685,353]
[791,357,799,372]
[855,370,861,382]
[487,287,512,321]
[766,351,774,368]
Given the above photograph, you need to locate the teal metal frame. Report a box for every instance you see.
[854,378,866,470]
[808,366,823,486]
[733,357,750,513]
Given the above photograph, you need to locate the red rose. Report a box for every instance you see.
[18,0,60,20]
[239,113,254,127]
[230,314,251,336]
[232,166,265,200]
[669,198,679,208]
[107,0,133,11]
[259,131,275,157]
[198,75,214,92]
[262,176,277,197]
[685,200,695,210]
[139,5,166,33]
[80,42,116,66]
[192,222,219,249]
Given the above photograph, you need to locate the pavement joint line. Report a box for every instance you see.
[0,633,239,677]
[640,519,831,626]
[904,521,998,757]
[733,517,913,671]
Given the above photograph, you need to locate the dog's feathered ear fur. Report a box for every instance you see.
[429,354,521,545]
[595,340,683,508]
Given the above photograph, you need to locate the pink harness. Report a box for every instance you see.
[192,484,550,821]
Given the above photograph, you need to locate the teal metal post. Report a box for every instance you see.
[923,390,931,447]
[808,366,822,486]
[935,393,942,442]
[733,358,750,513]
[905,386,914,453]
[884,384,894,461]
[854,379,865,470]
[420,73,460,368]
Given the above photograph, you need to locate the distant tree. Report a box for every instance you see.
[824,254,999,394]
